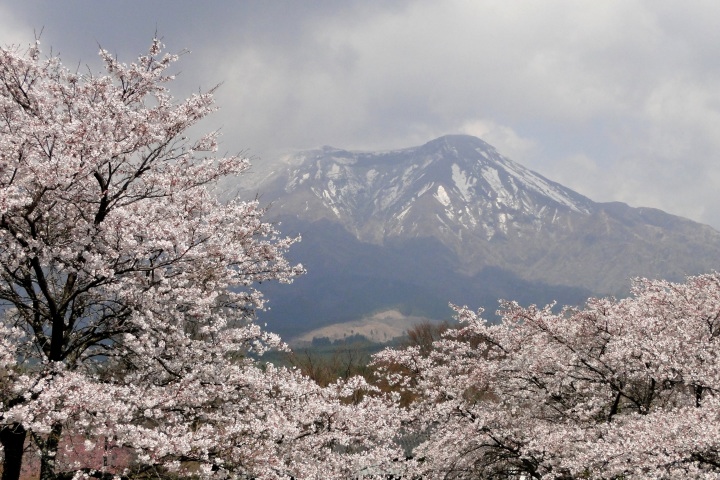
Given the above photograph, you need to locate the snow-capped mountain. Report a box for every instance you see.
[252,135,720,338]
[271,135,593,242]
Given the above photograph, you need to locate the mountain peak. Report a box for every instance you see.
[416,135,497,165]
[423,134,495,150]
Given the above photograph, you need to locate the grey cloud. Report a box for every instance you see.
[4,0,720,228]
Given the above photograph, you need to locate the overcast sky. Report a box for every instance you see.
[3,1,720,228]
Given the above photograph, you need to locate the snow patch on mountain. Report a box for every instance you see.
[327,163,341,178]
[396,205,412,221]
[480,166,501,191]
[417,182,434,198]
[452,164,475,201]
[366,169,379,183]
[434,185,452,207]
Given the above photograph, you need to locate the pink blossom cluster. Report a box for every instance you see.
[0,40,403,479]
[375,274,720,478]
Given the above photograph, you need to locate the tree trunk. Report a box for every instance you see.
[0,423,27,480]
[39,422,63,480]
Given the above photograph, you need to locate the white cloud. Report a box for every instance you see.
[460,119,537,163]
[543,153,603,198]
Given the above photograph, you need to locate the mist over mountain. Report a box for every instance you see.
[251,135,720,339]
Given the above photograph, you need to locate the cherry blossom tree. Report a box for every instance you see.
[375,273,720,479]
[0,40,403,480]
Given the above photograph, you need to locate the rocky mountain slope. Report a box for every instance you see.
[251,135,720,338]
